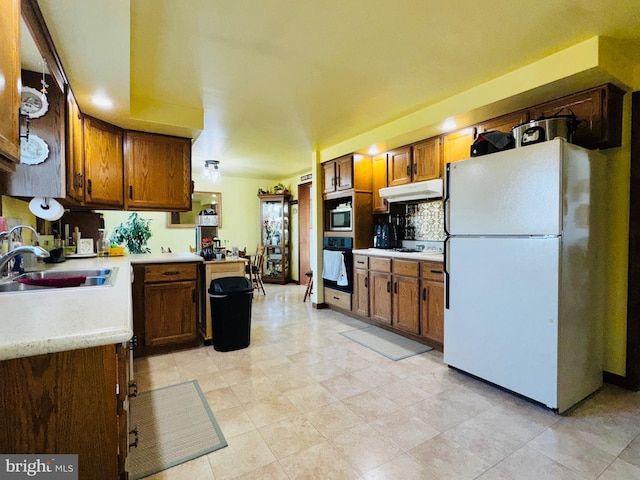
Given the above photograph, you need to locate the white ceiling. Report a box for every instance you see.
[23,0,640,180]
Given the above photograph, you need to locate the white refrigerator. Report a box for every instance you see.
[443,138,608,413]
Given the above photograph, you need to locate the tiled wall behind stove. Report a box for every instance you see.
[407,201,445,241]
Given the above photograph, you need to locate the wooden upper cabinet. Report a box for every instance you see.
[124,131,192,211]
[413,137,442,181]
[65,87,84,203]
[336,155,353,190]
[529,83,624,150]
[443,127,476,164]
[372,153,388,213]
[387,146,412,186]
[477,110,529,135]
[83,116,124,208]
[322,161,336,194]
[0,0,21,171]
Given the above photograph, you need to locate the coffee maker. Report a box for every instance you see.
[374,218,400,248]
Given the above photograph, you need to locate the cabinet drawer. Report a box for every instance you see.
[324,287,352,310]
[422,261,444,282]
[369,257,391,273]
[144,263,198,282]
[353,255,369,269]
[393,259,419,277]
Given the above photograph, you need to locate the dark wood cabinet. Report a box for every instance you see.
[83,115,124,208]
[369,257,392,325]
[477,110,529,134]
[420,261,444,345]
[124,131,192,211]
[353,255,370,317]
[66,87,85,203]
[133,262,200,357]
[529,83,624,150]
[0,342,133,480]
[323,155,354,193]
[387,146,412,186]
[0,0,21,171]
[392,260,420,335]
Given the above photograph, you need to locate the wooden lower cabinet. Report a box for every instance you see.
[133,262,200,357]
[323,286,352,311]
[344,254,444,350]
[392,260,420,335]
[420,261,445,345]
[0,342,134,479]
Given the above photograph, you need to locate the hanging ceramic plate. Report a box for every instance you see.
[20,134,49,165]
[20,86,49,118]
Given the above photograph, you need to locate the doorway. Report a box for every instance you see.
[298,182,312,286]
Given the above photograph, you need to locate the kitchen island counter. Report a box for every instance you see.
[0,252,202,361]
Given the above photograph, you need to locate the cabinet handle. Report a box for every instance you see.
[129,185,133,199]
[128,381,138,398]
[87,178,92,196]
[413,163,417,175]
[422,287,427,301]
[386,281,390,293]
[406,165,411,177]
[192,289,196,303]
[430,270,443,275]
[364,277,368,288]
[163,271,180,276]
[394,282,398,294]
[129,428,139,448]
[333,296,340,300]
[356,260,365,265]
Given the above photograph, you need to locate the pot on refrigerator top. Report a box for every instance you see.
[512,114,578,148]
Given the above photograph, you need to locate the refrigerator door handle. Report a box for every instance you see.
[444,164,451,236]
[444,237,450,309]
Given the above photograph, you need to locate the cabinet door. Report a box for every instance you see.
[116,343,131,477]
[0,0,20,171]
[144,280,198,346]
[443,127,476,164]
[420,279,444,344]
[83,116,124,207]
[336,155,353,190]
[354,268,370,317]
[387,146,412,186]
[478,111,528,134]
[372,153,388,213]
[125,131,191,210]
[412,138,441,181]
[370,270,392,325]
[66,88,85,203]
[392,275,420,334]
[322,161,336,193]
[529,84,623,149]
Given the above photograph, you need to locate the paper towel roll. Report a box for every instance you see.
[29,197,64,221]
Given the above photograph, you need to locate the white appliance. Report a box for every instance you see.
[379,179,442,203]
[443,138,607,413]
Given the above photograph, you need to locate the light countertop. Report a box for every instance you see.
[353,248,444,262]
[0,252,202,361]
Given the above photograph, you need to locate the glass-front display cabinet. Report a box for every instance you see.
[259,194,290,283]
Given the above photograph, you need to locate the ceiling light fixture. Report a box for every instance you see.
[202,160,221,185]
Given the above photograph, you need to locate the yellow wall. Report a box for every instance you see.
[0,196,37,244]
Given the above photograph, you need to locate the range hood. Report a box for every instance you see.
[379,179,443,203]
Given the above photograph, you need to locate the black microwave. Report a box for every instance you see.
[329,207,352,231]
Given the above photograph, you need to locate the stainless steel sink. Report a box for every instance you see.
[0,267,118,293]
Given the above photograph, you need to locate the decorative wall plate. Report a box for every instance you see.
[20,86,49,118]
[20,134,49,165]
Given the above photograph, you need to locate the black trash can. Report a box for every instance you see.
[208,276,254,352]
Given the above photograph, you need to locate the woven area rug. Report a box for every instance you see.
[340,326,433,360]
[129,380,227,479]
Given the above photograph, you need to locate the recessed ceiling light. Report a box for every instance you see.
[441,118,457,132]
[91,93,113,109]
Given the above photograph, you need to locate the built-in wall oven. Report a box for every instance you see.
[322,236,353,293]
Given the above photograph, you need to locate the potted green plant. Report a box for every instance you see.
[109,212,152,254]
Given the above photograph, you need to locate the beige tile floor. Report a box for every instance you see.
[134,284,640,480]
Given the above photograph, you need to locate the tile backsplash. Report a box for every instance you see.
[406,200,445,241]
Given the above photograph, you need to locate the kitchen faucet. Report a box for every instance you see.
[0,225,49,278]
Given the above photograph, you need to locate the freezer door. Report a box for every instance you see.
[444,236,560,409]
[445,140,562,236]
